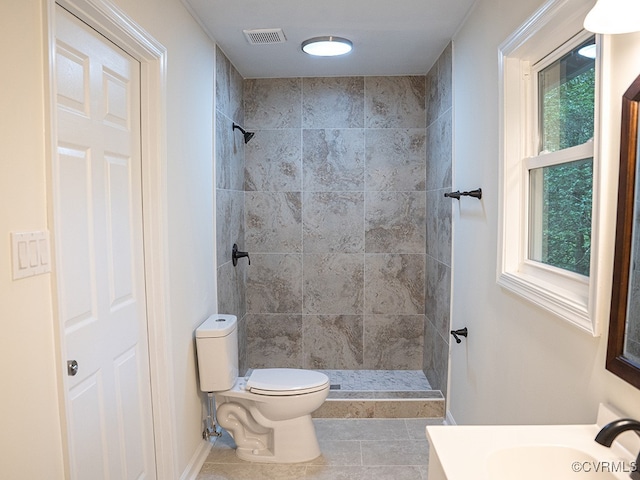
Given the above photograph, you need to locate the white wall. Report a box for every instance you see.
[110,0,217,471]
[0,2,66,478]
[450,0,640,425]
[0,0,216,478]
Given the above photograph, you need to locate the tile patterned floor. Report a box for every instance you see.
[197,417,443,480]
[318,370,432,392]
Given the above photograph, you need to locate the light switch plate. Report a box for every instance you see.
[11,231,51,280]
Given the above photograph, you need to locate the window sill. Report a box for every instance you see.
[497,269,597,336]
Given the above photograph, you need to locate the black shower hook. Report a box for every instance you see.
[444,188,482,200]
[450,327,468,344]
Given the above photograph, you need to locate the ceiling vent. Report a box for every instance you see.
[243,28,287,45]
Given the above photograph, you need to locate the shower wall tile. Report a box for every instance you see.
[364,254,425,315]
[216,188,231,267]
[215,113,228,190]
[302,77,364,128]
[302,129,365,192]
[423,319,437,385]
[365,76,426,128]
[425,113,452,191]
[425,255,451,340]
[303,192,364,253]
[229,59,244,125]
[423,318,449,394]
[426,63,440,128]
[215,46,230,121]
[427,43,453,127]
[436,261,451,340]
[437,192,452,266]
[246,254,302,313]
[240,74,454,374]
[216,189,245,268]
[365,129,426,192]
[425,190,452,265]
[424,255,438,325]
[423,45,452,392]
[246,314,302,368]
[215,46,244,124]
[302,315,364,369]
[216,113,244,190]
[303,254,364,315]
[217,261,247,321]
[365,192,426,253]
[425,190,438,260]
[216,48,248,368]
[244,78,302,129]
[245,129,302,192]
[245,192,302,253]
[364,315,424,369]
[238,313,248,374]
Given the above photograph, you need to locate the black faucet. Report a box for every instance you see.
[595,418,640,479]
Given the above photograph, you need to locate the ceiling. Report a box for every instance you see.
[183,0,477,79]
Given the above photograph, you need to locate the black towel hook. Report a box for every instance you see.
[450,327,468,344]
[445,188,482,200]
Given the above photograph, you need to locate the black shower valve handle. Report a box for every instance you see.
[232,243,250,267]
[450,327,468,344]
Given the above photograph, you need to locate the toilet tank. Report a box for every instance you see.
[195,314,238,392]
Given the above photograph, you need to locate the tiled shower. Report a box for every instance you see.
[215,45,452,395]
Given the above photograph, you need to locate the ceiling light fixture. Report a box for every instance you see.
[578,43,597,59]
[301,36,352,57]
[584,0,640,34]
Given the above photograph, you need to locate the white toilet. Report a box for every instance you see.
[195,314,329,463]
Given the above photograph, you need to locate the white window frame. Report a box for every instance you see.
[497,0,607,336]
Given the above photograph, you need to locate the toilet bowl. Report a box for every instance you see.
[195,315,329,463]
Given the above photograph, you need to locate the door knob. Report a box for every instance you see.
[67,360,79,376]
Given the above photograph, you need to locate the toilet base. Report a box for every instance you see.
[232,414,321,463]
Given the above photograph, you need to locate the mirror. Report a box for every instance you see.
[607,73,640,389]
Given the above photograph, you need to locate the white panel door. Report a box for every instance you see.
[52,6,156,479]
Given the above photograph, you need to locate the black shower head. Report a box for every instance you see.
[232,123,255,144]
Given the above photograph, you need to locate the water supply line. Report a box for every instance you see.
[202,392,223,440]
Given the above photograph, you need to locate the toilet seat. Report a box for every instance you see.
[247,368,329,396]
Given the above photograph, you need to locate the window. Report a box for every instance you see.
[498,0,610,336]
[528,36,595,277]
[528,158,593,276]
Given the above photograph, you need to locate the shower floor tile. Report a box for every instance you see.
[313,370,444,419]
[318,370,431,392]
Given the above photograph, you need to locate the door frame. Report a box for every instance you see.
[44,0,176,477]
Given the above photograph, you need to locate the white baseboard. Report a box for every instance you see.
[444,410,457,425]
[179,439,212,480]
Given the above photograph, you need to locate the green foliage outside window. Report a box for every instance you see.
[539,159,593,276]
[532,42,595,277]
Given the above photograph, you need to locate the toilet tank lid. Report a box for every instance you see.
[196,314,237,338]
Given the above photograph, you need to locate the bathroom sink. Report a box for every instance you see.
[488,446,618,479]
[425,405,638,480]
